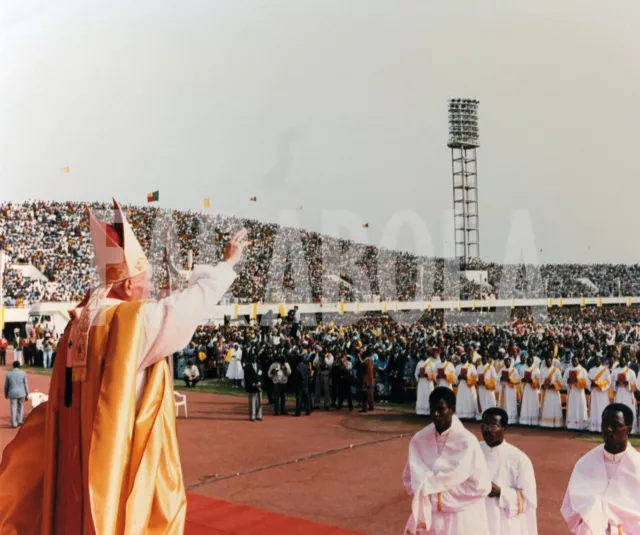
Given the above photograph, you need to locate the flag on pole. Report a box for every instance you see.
[249,196,257,202]
[203,197,211,209]
[147,191,159,203]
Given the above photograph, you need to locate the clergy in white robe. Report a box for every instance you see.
[480,408,538,535]
[415,355,435,416]
[476,357,498,421]
[403,387,491,535]
[435,358,456,390]
[455,357,478,420]
[563,357,589,431]
[518,357,541,427]
[539,356,564,428]
[494,350,506,376]
[498,358,521,424]
[612,358,638,434]
[587,357,611,433]
[561,403,640,534]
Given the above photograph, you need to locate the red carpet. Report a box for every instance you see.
[185,493,364,535]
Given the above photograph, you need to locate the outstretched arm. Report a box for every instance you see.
[139,230,248,370]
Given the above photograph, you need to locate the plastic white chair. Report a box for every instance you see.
[174,391,187,418]
[30,392,48,408]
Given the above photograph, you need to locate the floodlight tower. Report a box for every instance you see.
[447,98,480,267]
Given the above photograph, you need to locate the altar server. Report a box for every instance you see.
[481,407,538,534]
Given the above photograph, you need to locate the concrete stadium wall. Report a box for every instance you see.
[2,296,638,325]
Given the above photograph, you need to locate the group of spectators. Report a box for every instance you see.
[0,322,59,368]
[2,200,640,307]
[171,305,640,413]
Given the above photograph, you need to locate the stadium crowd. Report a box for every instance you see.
[2,200,640,307]
[166,305,640,424]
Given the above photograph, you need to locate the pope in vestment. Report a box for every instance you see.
[0,199,247,534]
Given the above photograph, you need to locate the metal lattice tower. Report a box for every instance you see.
[447,98,480,266]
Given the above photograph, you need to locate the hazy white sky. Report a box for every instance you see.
[1,0,639,264]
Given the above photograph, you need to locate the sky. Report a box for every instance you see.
[1,0,639,264]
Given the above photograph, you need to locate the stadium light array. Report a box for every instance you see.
[447,98,479,148]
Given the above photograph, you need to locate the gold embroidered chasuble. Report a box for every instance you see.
[0,300,185,534]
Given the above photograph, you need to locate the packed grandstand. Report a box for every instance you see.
[2,200,640,307]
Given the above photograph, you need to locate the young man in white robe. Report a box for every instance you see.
[587,355,611,433]
[563,356,589,431]
[498,357,521,425]
[402,387,491,535]
[455,354,478,420]
[518,356,541,427]
[612,355,638,434]
[539,355,564,429]
[414,349,436,416]
[435,354,456,390]
[480,407,538,535]
[476,354,498,421]
[561,403,640,534]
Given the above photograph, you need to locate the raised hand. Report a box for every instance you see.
[224,229,249,267]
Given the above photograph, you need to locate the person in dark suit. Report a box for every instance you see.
[4,361,29,429]
[336,352,354,411]
[294,355,311,416]
[243,355,263,421]
[390,344,407,403]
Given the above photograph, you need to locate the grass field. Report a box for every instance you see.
[5,366,415,412]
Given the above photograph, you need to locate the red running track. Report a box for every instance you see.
[1,369,600,534]
[186,493,362,535]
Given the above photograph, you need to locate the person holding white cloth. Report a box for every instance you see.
[402,386,491,535]
[562,403,640,534]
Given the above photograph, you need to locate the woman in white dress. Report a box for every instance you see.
[226,343,244,387]
[414,352,436,416]
[587,355,611,432]
[476,355,497,421]
[455,355,478,420]
[539,355,564,428]
[519,355,541,426]
[612,355,638,433]
[562,356,589,431]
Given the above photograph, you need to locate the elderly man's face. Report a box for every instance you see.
[129,270,154,300]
